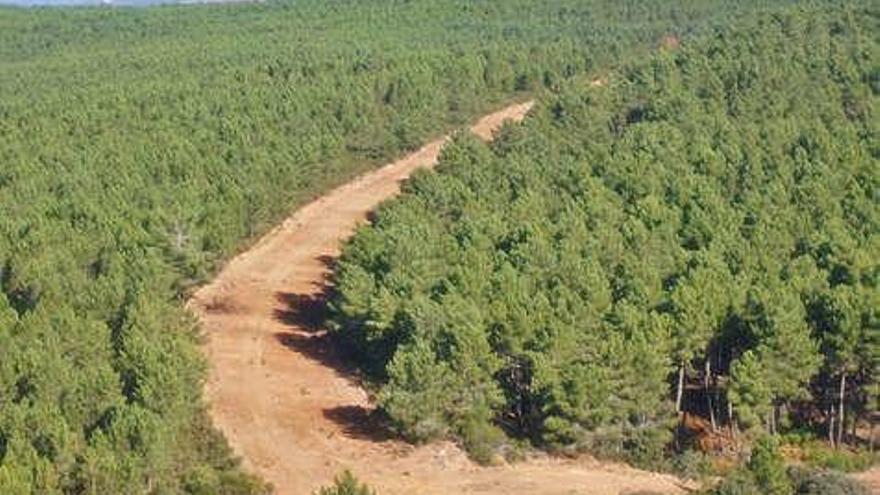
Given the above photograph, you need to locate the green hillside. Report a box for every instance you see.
[1,1,874,493]
[331,2,878,472]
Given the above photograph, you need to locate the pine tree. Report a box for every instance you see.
[670,255,731,422]
[729,351,773,433]
[747,436,792,495]
[736,288,821,433]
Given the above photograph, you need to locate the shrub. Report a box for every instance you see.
[710,469,761,495]
[459,415,506,465]
[787,466,868,495]
[801,442,875,473]
[709,461,869,495]
[671,450,715,481]
[316,471,376,495]
[622,425,675,471]
[747,436,792,495]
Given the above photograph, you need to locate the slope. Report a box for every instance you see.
[188,101,688,495]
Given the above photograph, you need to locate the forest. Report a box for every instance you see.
[0,0,875,493]
[330,1,879,488]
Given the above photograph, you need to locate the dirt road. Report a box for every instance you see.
[189,102,687,495]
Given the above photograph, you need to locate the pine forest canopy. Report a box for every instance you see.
[0,0,875,493]
[330,2,878,468]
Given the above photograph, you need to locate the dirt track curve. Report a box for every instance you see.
[188,102,689,495]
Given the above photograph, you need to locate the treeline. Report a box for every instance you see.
[330,3,878,467]
[0,0,798,492]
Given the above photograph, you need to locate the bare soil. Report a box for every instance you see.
[189,102,689,495]
[853,466,879,493]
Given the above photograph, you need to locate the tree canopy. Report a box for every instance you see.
[331,2,878,466]
[2,0,816,492]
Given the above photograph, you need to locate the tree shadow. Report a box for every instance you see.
[272,253,359,379]
[273,330,356,376]
[322,405,396,443]
[272,253,338,332]
[274,291,328,332]
[274,326,398,443]
[272,253,399,443]
[315,254,337,272]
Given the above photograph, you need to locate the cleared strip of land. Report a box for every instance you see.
[189,101,687,495]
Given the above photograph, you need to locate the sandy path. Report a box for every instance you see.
[188,102,687,495]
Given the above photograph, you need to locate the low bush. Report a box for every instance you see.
[709,469,761,495]
[801,442,875,473]
[671,450,716,481]
[706,440,871,495]
[316,471,376,495]
[459,415,506,465]
[747,437,792,495]
[787,466,868,495]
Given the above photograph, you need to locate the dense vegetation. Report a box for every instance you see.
[331,2,879,468]
[0,0,809,492]
[709,436,869,495]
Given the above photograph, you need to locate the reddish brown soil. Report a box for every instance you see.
[188,102,689,495]
[853,466,880,493]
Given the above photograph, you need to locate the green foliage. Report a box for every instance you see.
[671,449,716,481]
[707,438,871,495]
[316,471,375,495]
[801,443,875,473]
[709,462,871,495]
[1,0,791,489]
[710,470,762,495]
[786,467,869,495]
[332,2,879,465]
[747,437,792,495]
[459,413,506,465]
[379,339,455,442]
[729,352,774,432]
[0,0,876,489]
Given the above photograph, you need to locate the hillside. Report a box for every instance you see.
[331,1,878,484]
[0,1,875,494]
[189,101,693,495]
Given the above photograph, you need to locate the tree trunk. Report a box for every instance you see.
[852,412,857,442]
[705,358,716,432]
[728,400,737,441]
[772,405,777,435]
[837,373,846,447]
[675,364,685,413]
[828,405,836,448]
[870,422,876,454]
